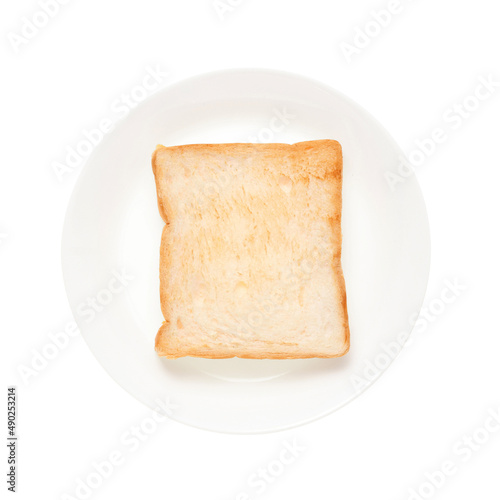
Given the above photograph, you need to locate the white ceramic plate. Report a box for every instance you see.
[62,69,430,433]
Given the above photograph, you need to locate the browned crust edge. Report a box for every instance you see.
[152,140,349,359]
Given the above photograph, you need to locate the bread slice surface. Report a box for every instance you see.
[152,140,349,359]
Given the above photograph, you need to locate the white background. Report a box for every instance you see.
[1,0,500,499]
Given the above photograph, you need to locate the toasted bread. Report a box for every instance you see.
[152,140,349,359]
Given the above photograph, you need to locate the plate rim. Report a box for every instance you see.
[61,67,431,434]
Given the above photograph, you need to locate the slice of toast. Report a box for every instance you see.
[152,140,349,359]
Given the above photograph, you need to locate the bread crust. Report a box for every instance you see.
[152,140,349,359]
